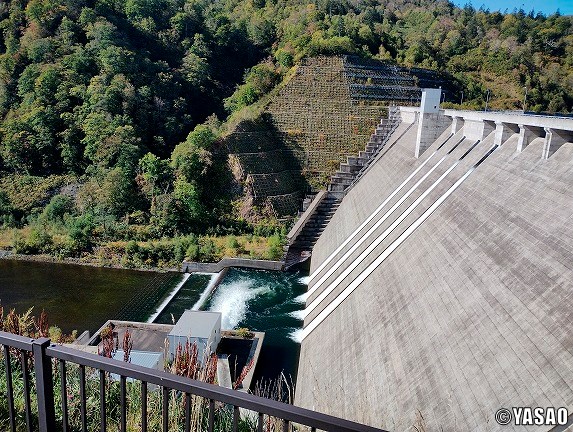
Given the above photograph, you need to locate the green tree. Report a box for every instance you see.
[170,125,215,182]
[138,152,173,199]
[41,194,74,223]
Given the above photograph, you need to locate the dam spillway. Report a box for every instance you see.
[295,105,573,431]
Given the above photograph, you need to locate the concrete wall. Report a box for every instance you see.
[296,108,573,431]
[415,112,451,157]
[181,258,284,273]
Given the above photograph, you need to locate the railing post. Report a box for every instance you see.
[33,338,56,432]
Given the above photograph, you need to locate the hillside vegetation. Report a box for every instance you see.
[0,0,571,266]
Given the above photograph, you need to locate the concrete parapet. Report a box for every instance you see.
[442,109,573,130]
[494,121,519,146]
[400,108,417,124]
[415,112,451,158]
[517,124,543,152]
[542,127,572,159]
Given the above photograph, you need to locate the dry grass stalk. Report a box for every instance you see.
[123,328,133,362]
[253,373,295,432]
[98,323,118,358]
[233,357,255,389]
[168,340,221,431]
[35,310,49,338]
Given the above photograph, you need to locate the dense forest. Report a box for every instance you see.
[0,0,571,267]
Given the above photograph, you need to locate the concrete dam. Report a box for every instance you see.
[294,97,573,431]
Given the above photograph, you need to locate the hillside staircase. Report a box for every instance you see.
[329,107,400,198]
[284,109,401,269]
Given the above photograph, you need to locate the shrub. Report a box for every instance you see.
[198,238,220,262]
[235,328,254,338]
[186,243,199,261]
[267,233,284,260]
[0,191,15,227]
[66,214,95,252]
[41,194,74,223]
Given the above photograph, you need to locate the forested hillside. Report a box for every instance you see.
[0,0,571,266]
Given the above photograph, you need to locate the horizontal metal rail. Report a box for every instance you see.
[0,331,388,432]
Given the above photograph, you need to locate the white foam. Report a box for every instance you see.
[288,329,304,344]
[288,310,305,320]
[208,278,270,329]
[298,276,310,285]
[293,292,309,303]
[147,273,190,323]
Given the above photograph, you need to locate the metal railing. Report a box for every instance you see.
[0,331,387,432]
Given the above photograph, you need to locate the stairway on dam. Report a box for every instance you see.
[328,107,401,198]
[284,193,340,268]
[285,108,408,268]
[295,105,573,432]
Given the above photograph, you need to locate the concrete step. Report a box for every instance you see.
[339,163,362,173]
[331,176,353,186]
[321,204,338,209]
[301,221,329,229]
[297,233,324,242]
[316,212,333,219]
[332,171,355,180]
[329,191,345,200]
[293,241,316,249]
[329,183,349,192]
[359,151,373,159]
[299,232,325,240]
[306,216,331,224]
[346,156,367,166]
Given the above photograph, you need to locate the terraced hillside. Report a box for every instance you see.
[223,56,451,218]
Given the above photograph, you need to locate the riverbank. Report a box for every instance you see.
[0,229,286,273]
[0,249,178,273]
[0,249,286,275]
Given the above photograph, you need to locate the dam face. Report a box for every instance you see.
[295,107,573,431]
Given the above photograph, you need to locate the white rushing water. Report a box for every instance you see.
[207,278,270,329]
[288,309,306,320]
[191,272,220,310]
[293,292,309,303]
[298,275,310,285]
[147,273,191,323]
[288,328,304,343]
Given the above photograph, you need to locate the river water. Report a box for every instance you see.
[0,259,306,383]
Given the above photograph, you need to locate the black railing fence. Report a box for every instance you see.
[0,331,387,432]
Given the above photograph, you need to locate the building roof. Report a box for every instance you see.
[169,310,222,339]
[112,349,162,369]
[90,320,173,353]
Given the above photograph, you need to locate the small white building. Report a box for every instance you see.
[168,310,222,362]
